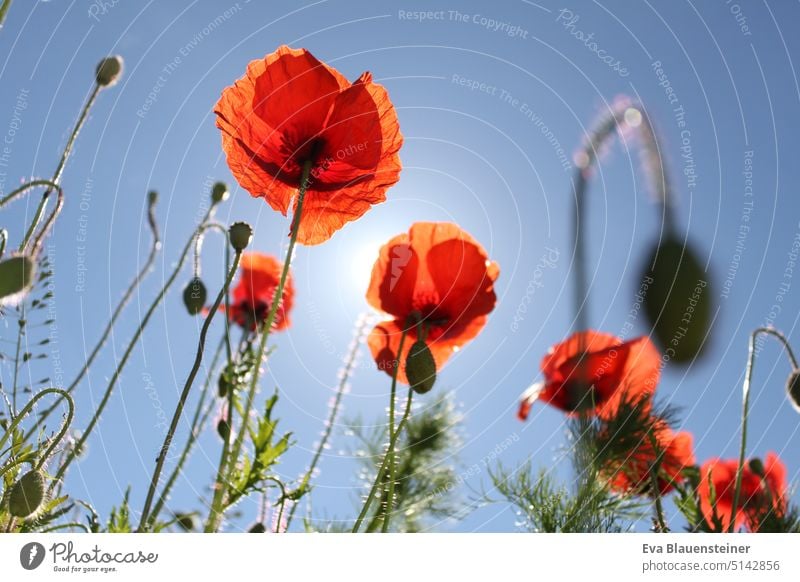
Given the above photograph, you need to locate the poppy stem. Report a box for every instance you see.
[352,388,414,533]
[284,313,371,530]
[730,327,798,532]
[205,160,313,532]
[138,249,243,532]
[647,431,668,533]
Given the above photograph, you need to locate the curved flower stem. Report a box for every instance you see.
[0,228,7,257]
[285,314,369,530]
[205,161,312,533]
[52,202,220,488]
[729,327,798,532]
[0,388,74,473]
[0,1,12,31]
[381,326,410,533]
[571,100,674,332]
[25,190,160,441]
[138,249,242,532]
[148,336,225,523]
[264,476,288,533]
[352,388,414,533]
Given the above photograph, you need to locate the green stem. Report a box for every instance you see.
[730,327,798,532]
[148,337,225,523]
[352,388,414,533]
[647,432,668,533]
[284,313,370,530]
[52,203,219,488]
[205,160,312,532]
[25,190,160,441]
[264,476,288,533]
[382,326,409,532]
[138,250,242,531]
[0,0,13,31]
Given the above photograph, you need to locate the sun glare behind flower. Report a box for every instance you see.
[350,239,384,294]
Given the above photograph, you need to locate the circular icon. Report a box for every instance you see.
[19,542,46,570]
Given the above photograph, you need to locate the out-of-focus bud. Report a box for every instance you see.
[217,418,231,441]
[229,222,252,252]
[748,457,765,478]
[640,236,712,363]
[211,182,229,205]
[174,512,199,532]
[0,254,35,306]
[405,340,436,394]
[182,277,207,315]
[95,56,123,87]
[786,369,800,413]
[248,522,267,533]
[8,470,46,518]
[148,190,158,206]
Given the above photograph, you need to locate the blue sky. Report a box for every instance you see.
[1,0,799,532]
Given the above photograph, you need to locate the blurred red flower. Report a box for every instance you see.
[224,252,294,331]
[366,222,499,385]
[517,330,660,420]
[215,45,403,245]
[605,423,695,496]
[699,452,787,532]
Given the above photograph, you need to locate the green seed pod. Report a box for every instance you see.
[0,254,35,303]
[248,522,267,533]
[217,374,230,398]
[95,56,123,87]
[217,418,231,441]
[174,512,198,532]
[229,222,253,252]
[748,457,765,477]
[8,470,46,518]
[405,340,437,394]
[211,182,229,205]
[640,236,712,363]
[182,277,207,315]
[787,370,800,413]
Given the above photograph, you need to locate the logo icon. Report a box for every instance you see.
[19,542,45,570]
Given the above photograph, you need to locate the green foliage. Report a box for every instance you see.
[107,489,133,533]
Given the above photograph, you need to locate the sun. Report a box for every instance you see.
[349,239,383,293]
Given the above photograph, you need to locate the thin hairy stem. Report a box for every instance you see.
[382,326,409,532]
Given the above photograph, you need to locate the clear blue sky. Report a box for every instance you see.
[1,0,798,531]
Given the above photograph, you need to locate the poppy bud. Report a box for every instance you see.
[0,254,35,304]
[218,374,231,398]
[174,512,198,532]
[217,418,231,441]
[248,522,267,533]
[211,182,229,205]
[8,469,46,518]
[640,236,712,363]
[95,56,123,87]
[405,340,436,394]
[229,222,252,252]
[748,457,765,477]
[182,277,207,315]
[786,370,800,413]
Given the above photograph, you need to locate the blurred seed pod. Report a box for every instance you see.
[182,277,207,315]
[8,469,46,518]
[0,254,35,305]
[217,418,231,441]
[174,512,199,532]
[211,182,229,205]
[786,370,800,413]
[248,522,267,533]
[405,340,436,394]
[748,457,765,477]
[640,236,712,363]
[95,56,123,87]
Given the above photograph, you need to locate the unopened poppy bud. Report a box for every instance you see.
[217,418,231,441]
[229,222,252,251]
[748,457,765,477]
[0,254,35,304]
[95,56,123,87]
[786,370,800,413]
[211,181,229,205]
[641,236,712,363]
[405,340,436,394]
[182,277,207,315]
[175,512,198,531]
[8,469,46,518]
[248,522,267,533]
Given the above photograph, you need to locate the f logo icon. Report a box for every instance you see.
[19,542,45,570]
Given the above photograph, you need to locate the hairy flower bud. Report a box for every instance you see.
[8,470,46,518]
[229,222,253,252]
[0,254,35,305]
[182,277,207,315]
[405,340,436,394]
[787,370,800,413]
[95,56,123,87]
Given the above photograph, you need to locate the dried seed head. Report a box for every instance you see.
[182,277,207,315]
[229,222,253,251]
[95,56,123,87]
[405,340,437,394]
[8,470,46,518]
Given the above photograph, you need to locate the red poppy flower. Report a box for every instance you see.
[215,45,403,245]
[223,252,294,331]
[366,222,499,385]
[605,423,695,496]
[517,330,661,420]
[699,452,787,532]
